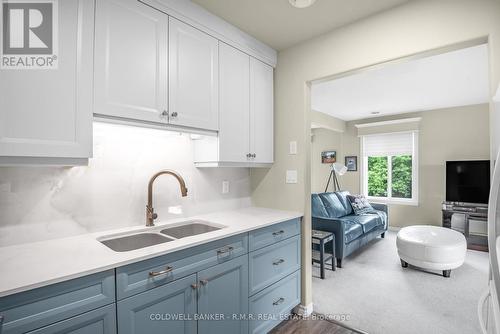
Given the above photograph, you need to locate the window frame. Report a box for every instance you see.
[360,131,419,206]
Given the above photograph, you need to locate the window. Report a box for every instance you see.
[361,132,418,205]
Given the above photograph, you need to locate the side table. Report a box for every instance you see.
[312,229,336,279]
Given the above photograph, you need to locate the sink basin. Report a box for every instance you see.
[100,233,173,252]
[160,221,223,239]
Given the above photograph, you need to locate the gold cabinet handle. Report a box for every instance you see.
[217,245,234,255]
[149,266,173,277]
[273,259,285,266]
[191,284,198,290]
[273,297,285,306]
[200,279,209,286]
[272,230,285,236]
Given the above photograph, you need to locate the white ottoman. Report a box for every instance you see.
[396,225,467,277]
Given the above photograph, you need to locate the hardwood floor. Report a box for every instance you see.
[270,314,366,334]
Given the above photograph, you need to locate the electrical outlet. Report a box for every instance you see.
[286,170,298,184]
[222,180,230,194]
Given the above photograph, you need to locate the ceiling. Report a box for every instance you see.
[191,0,410,50]
[311,44,490,122]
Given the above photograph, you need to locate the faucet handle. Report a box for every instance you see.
[146,205,158,226]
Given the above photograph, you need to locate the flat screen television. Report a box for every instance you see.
[446,160,490,205]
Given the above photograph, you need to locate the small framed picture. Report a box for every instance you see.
[345,156,358,171]
[321,150,337,164]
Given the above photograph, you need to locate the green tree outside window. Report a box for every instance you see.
[392,155,412,198]
[367,155,412,199]
[368,156,388,197]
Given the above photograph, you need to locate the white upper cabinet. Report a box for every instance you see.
[0,0,275,165]
[169,18,219,130]
[193,44,274,167]
[219,43,250,163]
[250,58,274,164]
[94,0,168,123]
[0,0,94,164]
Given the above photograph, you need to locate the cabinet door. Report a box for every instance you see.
[94,0,168,123]
[219,43,250,162]
[169,18,218,130]
[197,255,248,334]
[26,304,116,334]
[0,0,94,160]
[250,58,274,164]
[117,274,197,334]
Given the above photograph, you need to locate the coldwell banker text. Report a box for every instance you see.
[1,0,58,69]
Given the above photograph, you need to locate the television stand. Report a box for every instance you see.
[442,202,488,252]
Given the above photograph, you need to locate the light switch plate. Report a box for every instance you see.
[286,170,298,184]
[222,180,230,194]
[289,141,297,155]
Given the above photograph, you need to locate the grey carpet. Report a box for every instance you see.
[312,230,489,334]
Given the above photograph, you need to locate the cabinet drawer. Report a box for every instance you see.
[0,270,115,334]
[249,235,301,296]
[26,304,116,334]
[249,270,301,334]
[117,234,248,299]
[249,218,300,251]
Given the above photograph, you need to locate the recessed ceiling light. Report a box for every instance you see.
[288,0,317,9]
[371,111,381,115]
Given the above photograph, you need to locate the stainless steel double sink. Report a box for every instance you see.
[99,221,224,252]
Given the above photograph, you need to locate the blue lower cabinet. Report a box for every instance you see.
[0,222,303,334]
[0,270,115,334]
[197,255,249,334]
[249,235,301,295]
[25,304,116,334]
[117,274,197,334]
[116,234,248,300]
[249,271,301,334]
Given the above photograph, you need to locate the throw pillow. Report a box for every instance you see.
[347,194,374,215]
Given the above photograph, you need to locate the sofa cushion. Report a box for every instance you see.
[347,194,374,215]
[318,192,348,218]
[343,221,364,244]
[334,191,353,216]
[311,193,329,218]
[341,213,384,234]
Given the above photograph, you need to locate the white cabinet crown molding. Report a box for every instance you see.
[139,0,277,67]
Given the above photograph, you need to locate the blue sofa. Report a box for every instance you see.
[311,191,388,267]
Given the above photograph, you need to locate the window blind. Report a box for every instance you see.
[362,132,415,157]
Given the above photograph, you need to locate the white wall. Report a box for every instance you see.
[310,128,342,193]
[0,122,251,247]
[251,0,500,308]
[342,104,490,227]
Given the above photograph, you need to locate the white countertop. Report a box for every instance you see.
[0,207,302,298]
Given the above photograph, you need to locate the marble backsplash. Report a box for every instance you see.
[0,122,252,247]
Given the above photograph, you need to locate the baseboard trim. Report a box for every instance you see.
[293,302,314,316]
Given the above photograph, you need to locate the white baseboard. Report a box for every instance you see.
[388,226,401,232]
[293,302,314,316]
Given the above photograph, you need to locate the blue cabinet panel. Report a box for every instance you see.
[0,270,115,334]
[249,270,301,334]
[117,233,248,300]
[248,218,300,251]
[26,304,116,334]
[197,255,248,334]
[249,235,301,296]
[117,274,197,334]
